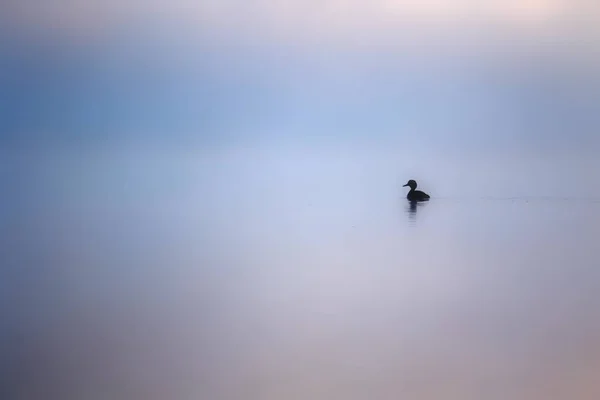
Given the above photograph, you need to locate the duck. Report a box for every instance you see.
[403,179,430,202]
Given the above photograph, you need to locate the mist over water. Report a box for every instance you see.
[3,135,600,399]
[3,0,600,396]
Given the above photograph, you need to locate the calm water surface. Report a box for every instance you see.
[3,140,600,399]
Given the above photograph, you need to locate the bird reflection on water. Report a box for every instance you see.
[405,200,429,225]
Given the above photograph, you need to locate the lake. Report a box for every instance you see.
[2,138,600,399]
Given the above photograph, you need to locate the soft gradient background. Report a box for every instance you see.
[2,1,600,399]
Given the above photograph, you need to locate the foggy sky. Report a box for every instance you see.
[1,1,599,151]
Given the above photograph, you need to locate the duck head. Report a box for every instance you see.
[403,180,417,190]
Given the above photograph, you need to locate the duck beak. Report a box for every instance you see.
[402,183,409,187]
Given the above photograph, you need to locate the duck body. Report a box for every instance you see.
[407,189,430,202]
[403,179,430,202]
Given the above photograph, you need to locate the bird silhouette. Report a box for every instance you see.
[402,179,430,202]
